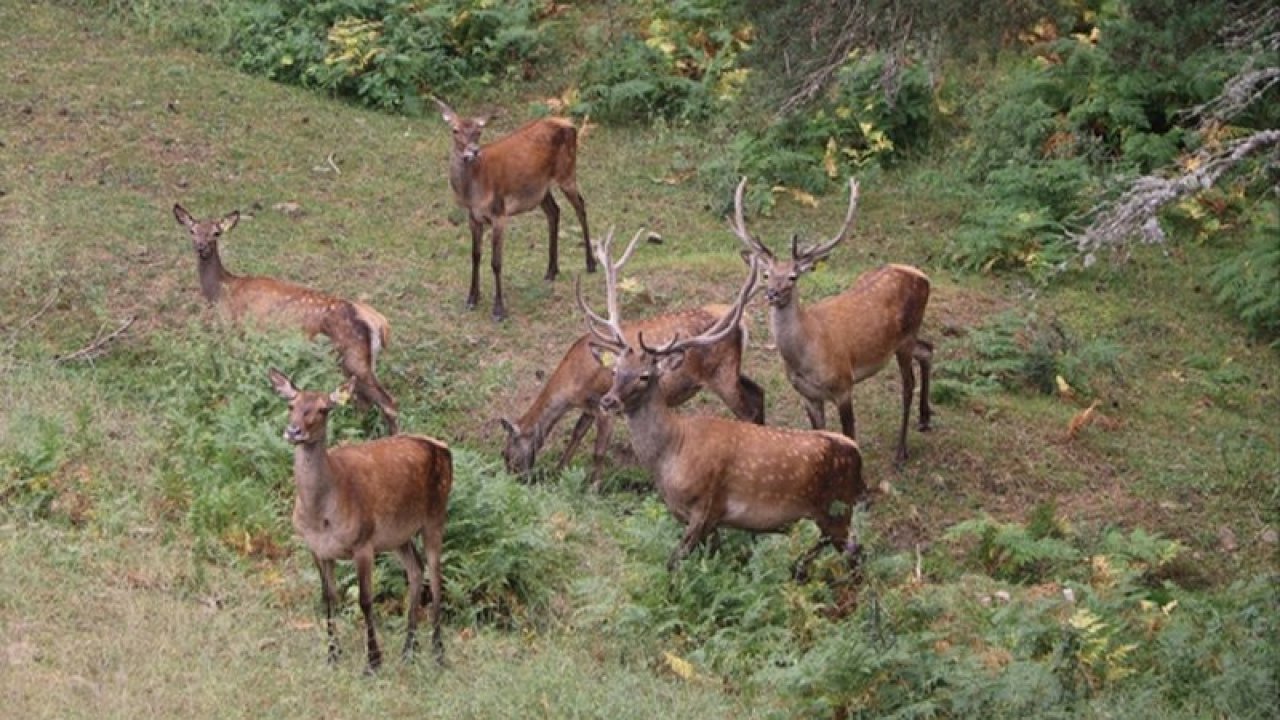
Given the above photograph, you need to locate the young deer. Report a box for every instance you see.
[728,178,933,468]
[579,232,865,574]
[268,369,452,672]
[433,98,594,320]
[501,266,765,490]
[174,204,400,434]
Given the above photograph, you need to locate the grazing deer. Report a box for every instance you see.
[433,98,594,320]
[174,204,400,434]
[268,369,452,671]
[728,177,933,468]
[578,231,865,573]
[500,294,766,491]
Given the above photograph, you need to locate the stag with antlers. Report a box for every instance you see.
[578,229,865,574]
[728,177,933,468]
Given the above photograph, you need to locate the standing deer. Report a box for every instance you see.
[433,98,594,320]
[728,177,933,468]
[268,369,452,672]
[501,273,765,490]
[174,204,399,434]
[579,231,865,574]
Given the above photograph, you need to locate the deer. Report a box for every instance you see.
[268,369,453,672]
[727,177,934,468]
[174,204,399,434]
[578,230,866,575]
[433,97,594,320]
[500,274,766,491]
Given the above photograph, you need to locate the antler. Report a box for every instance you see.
[793,177,860,262]
[574,227,648,350]
[641,254,761,356]
[727,177,775,259]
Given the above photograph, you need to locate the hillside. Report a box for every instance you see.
[1,3,1276,718]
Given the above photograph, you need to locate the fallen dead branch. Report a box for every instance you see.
[55,315,136,364]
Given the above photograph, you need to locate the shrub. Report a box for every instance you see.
[576,0,752,123]
[229,0,549,114]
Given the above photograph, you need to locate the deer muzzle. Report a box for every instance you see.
[599,392,623,414]
[283,425,307,444]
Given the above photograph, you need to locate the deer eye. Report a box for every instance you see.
[788,273,798,281]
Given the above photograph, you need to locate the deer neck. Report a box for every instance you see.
[517,390,573,454]
[620,384,680,472]
[291,440,340,523]
[197,251,234,304]
[448,154,482,208]
[768,298,813,365]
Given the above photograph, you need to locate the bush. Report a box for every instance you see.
[229,0,549,114]
[576,0,752,124]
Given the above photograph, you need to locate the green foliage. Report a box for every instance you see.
[0,416,71,521]
[442,449,577,628]
[576,0,751,123]
[698,50,940,212]
[1209,206,1280,342]
[949,0,1276,284]
[933,310,1122,402]
[228,0,548,113]
[947,511,1080,583]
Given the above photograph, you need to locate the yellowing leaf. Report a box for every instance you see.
[663,651,697,681]
[823,137,839,179]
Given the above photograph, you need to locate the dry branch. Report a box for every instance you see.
[55,315,136,364]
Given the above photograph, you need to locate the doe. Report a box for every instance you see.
[434,98,594,320]
[175,204,399,434]
[269,369,452,671]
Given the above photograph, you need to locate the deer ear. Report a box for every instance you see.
[268,368,297,400]
[173,204,194,228]
[330,378,356,406]
[588,343,617,369]
[218,211,240,234]
[432,97,457,124]
[657,350,685,374]
[499,417,519,438]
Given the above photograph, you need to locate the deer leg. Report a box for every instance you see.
[837,395,856,441]
[894,349,916,469]
[541,193,561,281]
[803,397,827,430]
[914,339,934,432]
[559,185,594,273]
[490,217,509,321]
[588,411,614,492]
[668,511,715,571]
[314,556,341,665]
[395,543,425,662]
[466,216,484,311]
[423,522,446,664]
[354,548,382,673]
[556,411,595,477]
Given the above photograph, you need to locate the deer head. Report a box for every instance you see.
[173,203,238,260]
[575,229,760,414]
[728,177,860,309]
[269,369,355,445]
[433,97,493,164]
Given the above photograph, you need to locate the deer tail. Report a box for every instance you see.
[351,301,390,363]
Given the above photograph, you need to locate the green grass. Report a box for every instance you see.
[1,3,1277,717]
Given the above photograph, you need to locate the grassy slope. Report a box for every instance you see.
[1,3,1276,717]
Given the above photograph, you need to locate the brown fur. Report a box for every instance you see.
[434,99,593,320]
[500,304,765,490]
[174,204,399,434]
[269,370,452,671]
[581,234,865,574]
[729,179,933,467]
